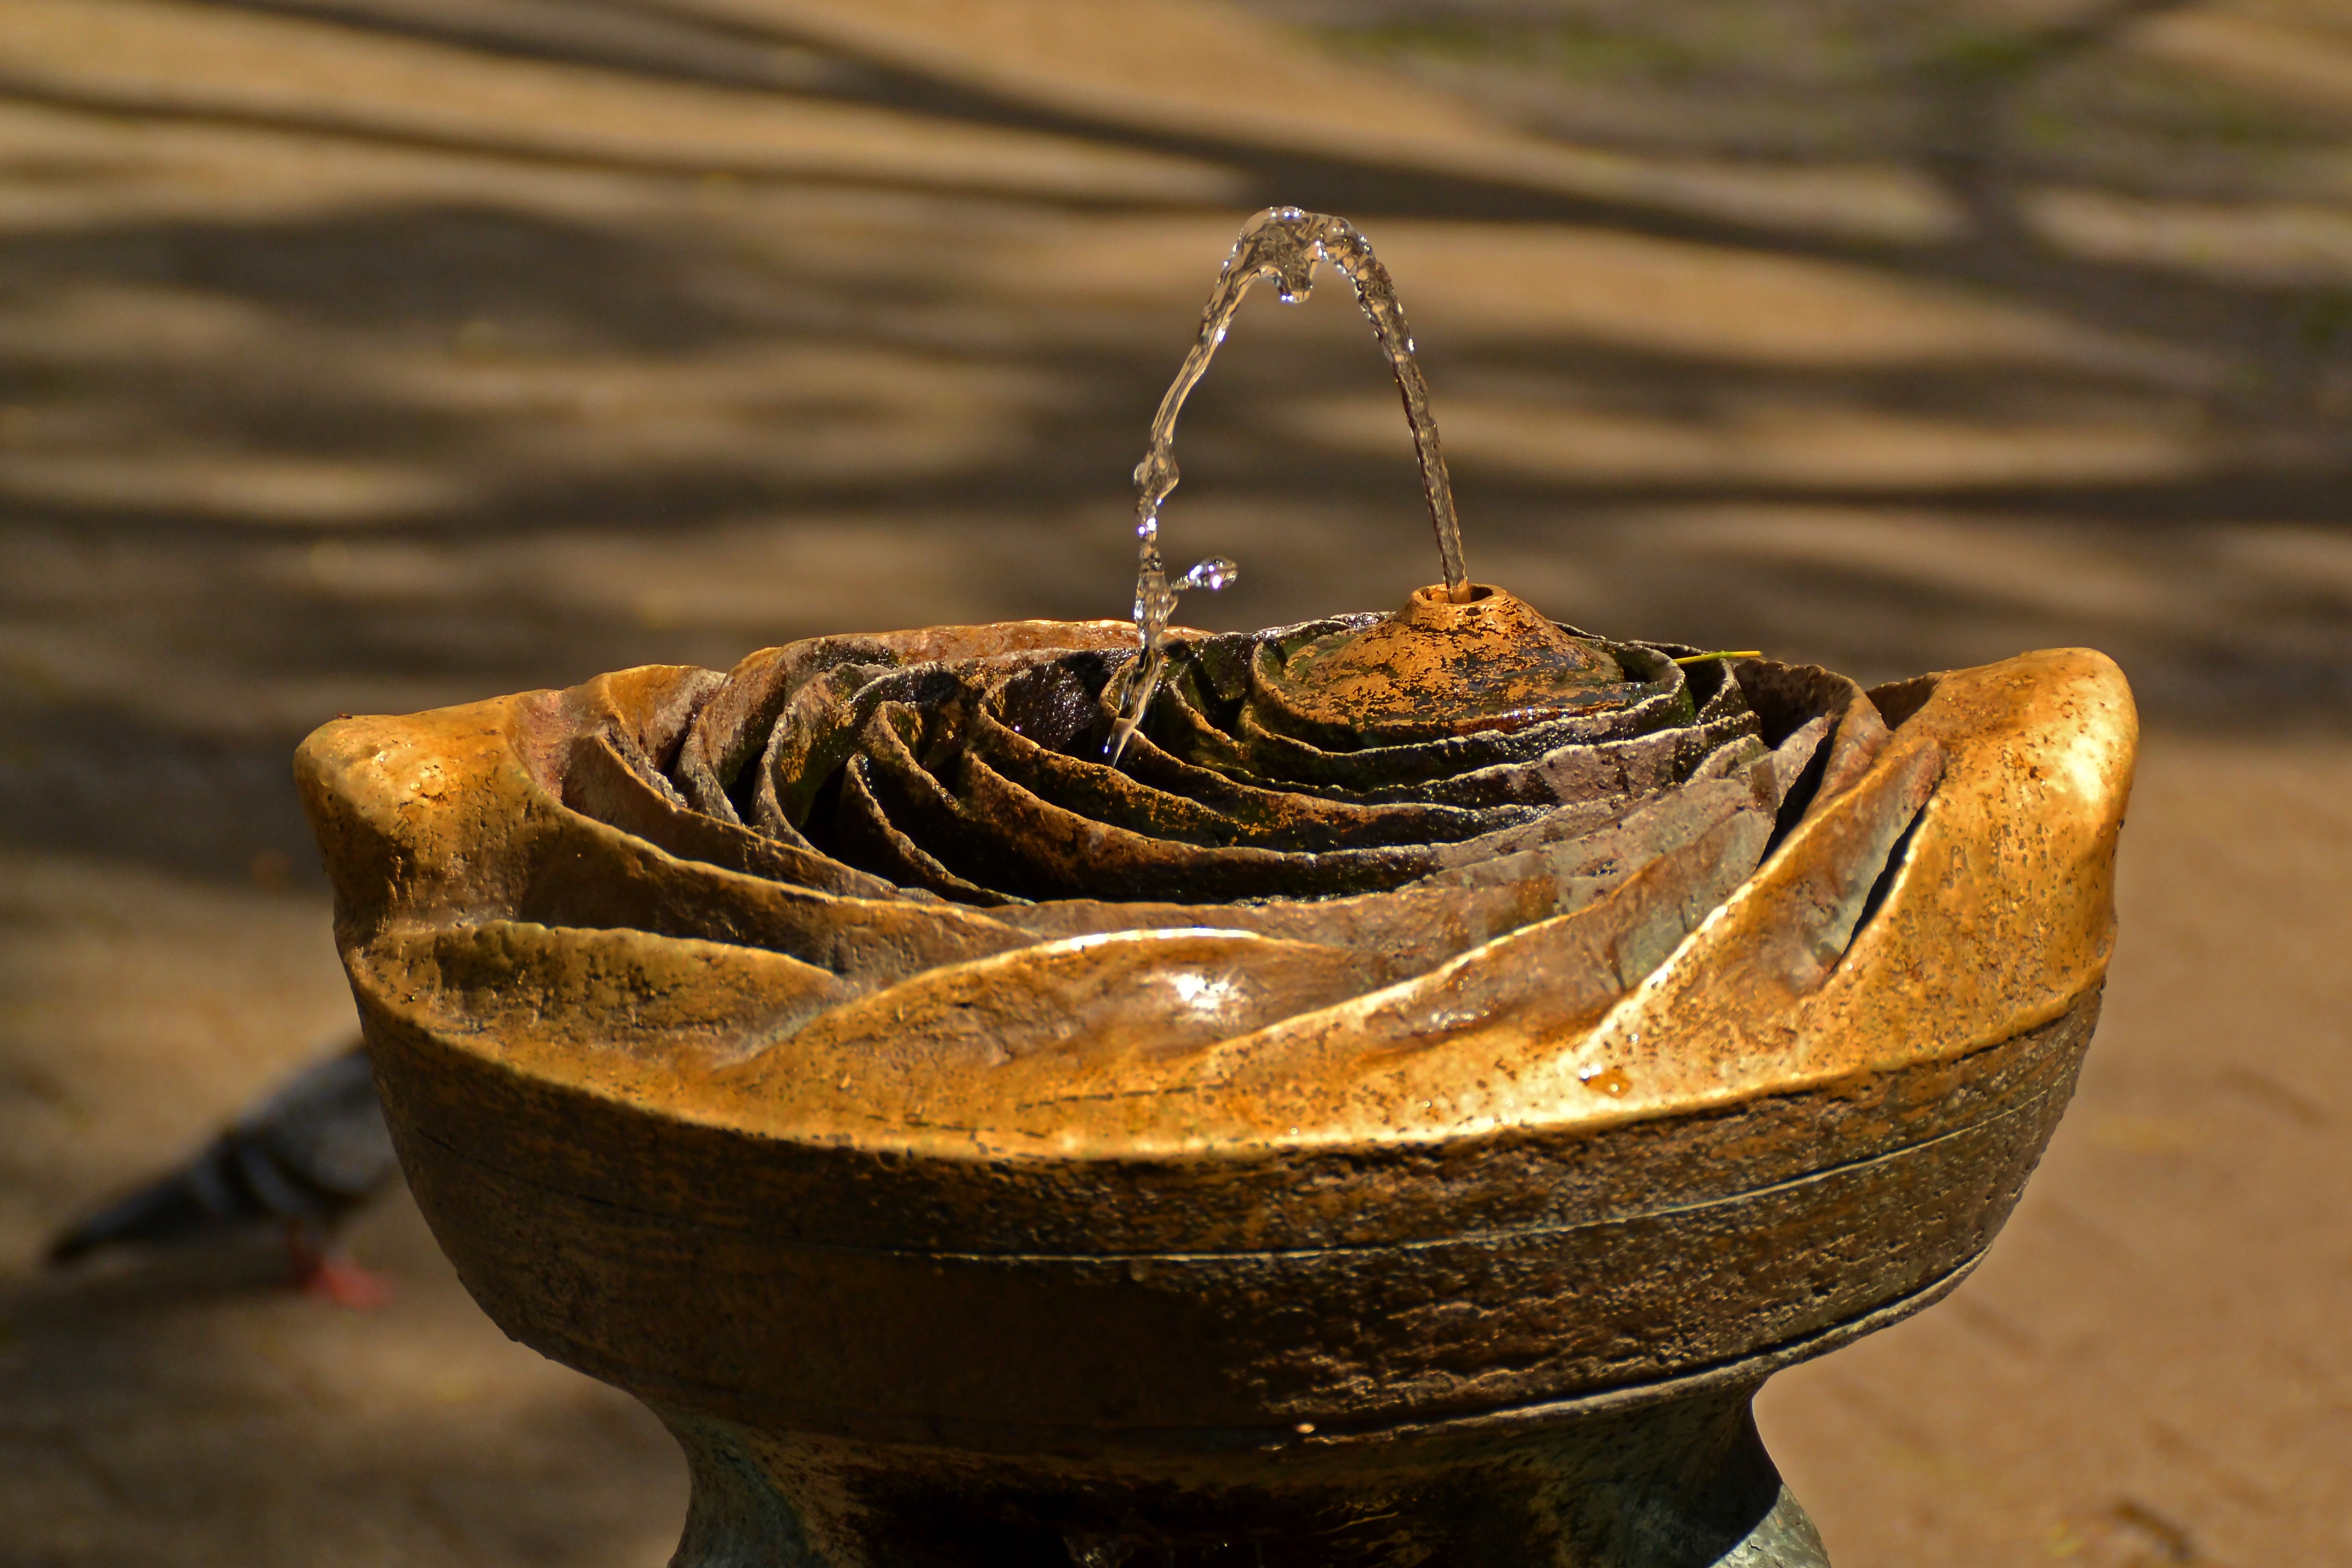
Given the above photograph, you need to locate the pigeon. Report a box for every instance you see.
[46,1040,402,1306]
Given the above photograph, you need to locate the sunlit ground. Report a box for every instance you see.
[1,0,2348,1563]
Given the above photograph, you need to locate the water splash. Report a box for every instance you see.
[1107,207,1469,762]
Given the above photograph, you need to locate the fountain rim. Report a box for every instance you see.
[353,955,2102,1170]
[302,639,2133,1165]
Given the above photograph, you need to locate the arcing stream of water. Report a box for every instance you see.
[1109,207,1471,762]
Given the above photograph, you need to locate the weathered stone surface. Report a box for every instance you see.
[297,598,2135,1565]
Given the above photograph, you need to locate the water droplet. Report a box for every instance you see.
[1181,557,1239,592]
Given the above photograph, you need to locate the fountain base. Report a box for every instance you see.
[652,1379,1832,1567]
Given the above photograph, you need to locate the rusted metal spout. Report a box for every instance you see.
[1255,582,1628,743]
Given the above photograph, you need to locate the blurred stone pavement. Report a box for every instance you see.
[1,0,2348,1562]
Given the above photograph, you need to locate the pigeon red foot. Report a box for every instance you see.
[287,1225,393,1309]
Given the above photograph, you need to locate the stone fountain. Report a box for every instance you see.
[298,211,2135,1566]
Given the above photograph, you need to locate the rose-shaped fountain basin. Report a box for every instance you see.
[298,612,2133,1567]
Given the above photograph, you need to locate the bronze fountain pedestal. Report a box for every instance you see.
[300,601,2133,1567]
